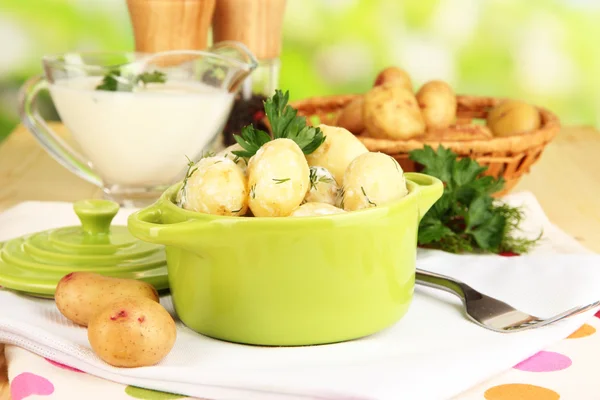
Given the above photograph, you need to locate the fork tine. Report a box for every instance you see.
[503,300,600,332]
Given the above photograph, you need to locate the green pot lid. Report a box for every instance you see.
[0,199,169,298]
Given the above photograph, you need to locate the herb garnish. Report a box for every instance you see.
[309,168,334,190]
[361,186,377,206]
[273,178,291,184]
[95,69,166,92]
[408,145,541,254]
[232,90,326,159]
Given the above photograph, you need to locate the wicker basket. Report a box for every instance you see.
[290,94,561,196]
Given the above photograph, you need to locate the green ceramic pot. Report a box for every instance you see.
[128,172,443,346]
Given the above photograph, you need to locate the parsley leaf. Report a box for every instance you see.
[408,145,541,254]
[231,90,326,159]
[95,70,166,92]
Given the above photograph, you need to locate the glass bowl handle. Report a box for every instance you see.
[17,76,103,188]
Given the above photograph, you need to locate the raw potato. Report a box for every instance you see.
[305,124,368,184]
[247,138,310,217]
[183,156,248,216]
[341,152,408,211]
[87,297,176,368]
[216,143,248,173]
[373,66,413,91]
[486,100,541,137]
[305,166,339,205]
[290,202,346,217]
[55,272,159,327]
[363,83,426,140]
[336,96,365,134]
[416,80,457,129]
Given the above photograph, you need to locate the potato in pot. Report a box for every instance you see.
[305,124,368,184]
[182,156,248,216]
[247,138,310,217]
[87,297,176,368]
[55,272,159,327]
[216,143,248,173]
[340,152,408,211]
[363,83,425,140]
[290,202,346,217]
[416,80,457,129]
[305,166,339,205]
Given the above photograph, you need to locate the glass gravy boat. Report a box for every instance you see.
[18,41,258,207]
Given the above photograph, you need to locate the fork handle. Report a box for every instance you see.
[415,268,470,301]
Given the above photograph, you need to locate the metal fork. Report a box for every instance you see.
[416,269,600,333]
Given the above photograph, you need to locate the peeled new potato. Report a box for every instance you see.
[87,297,176,368]
[183,156,248,216]
[55,272,159,327]
[341,152,408,211]
[216,143,248,173]
[486,100,541,137]
[305,166,339,205]
[290,202,346,217]
[416,80,457,129]
[363,83,425,140]
[336,96,365,134]
[373,66,413,91]
[306,124,368,184]
[247,138,310,217]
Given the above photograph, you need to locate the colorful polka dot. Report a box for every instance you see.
[484,383,560,400]
[125,385,187,399]
[567,323,596,339]
[11,372,54,400]
[45,358,84,373]
[514,351,572,372]
[595,309,600,318]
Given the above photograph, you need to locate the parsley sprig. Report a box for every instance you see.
[409,145,541,254]
[95,69,166,91]
[232,90,326,159]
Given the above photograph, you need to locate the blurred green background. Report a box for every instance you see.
[1,0,599,142]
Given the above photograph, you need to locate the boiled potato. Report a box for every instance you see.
[336,96,365,134]
[416,80,457,129]
[341,152,408,211]
[87,297,176,368]
[486,100,541,137]
[305,124,368,184]
[55,272,159,327]
[247,138,310,217]
[363,83,426,140]
[373,66,413,91]
[290,202,346,217]
[305,166,339,205]
[216,143,248,173]
[183,156,248,216]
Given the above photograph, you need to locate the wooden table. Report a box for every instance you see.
[0,122,599,399]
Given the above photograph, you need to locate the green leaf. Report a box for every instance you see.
[231,125,271,158]
[452,157,487,187]
[418,217,455,244]
[466,195,493,230]
[409,145,456,185]
[470,212,506,250]
[135,70,167,86]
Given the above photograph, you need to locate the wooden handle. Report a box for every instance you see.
[127,0,216,53]
[212,0,287,60]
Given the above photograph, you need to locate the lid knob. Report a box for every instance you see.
[73,200,120,236]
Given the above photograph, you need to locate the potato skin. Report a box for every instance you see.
[336,96,365,134]
[416,80,457,129]
[373,66,413,91]
[341,152,408,211]
[87,297,176,368]
[216,143,248,173]
[55,272,159,327]
[183,156,248,216]
[247,138,310,217]
[363,83,426,140]
[290,202,345,217]
[305,166,339,205]
[305,124,368,184]
[486,100,541,137]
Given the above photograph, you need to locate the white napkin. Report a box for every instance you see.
[0,193,599,400]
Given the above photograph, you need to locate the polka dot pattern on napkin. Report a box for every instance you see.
[11,372,54,400]
[125,385,188,399]
[513,351,572,372]
[484,383,560,400]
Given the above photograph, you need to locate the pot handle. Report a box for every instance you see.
[404,172,444,220]
[127,204,204,248]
